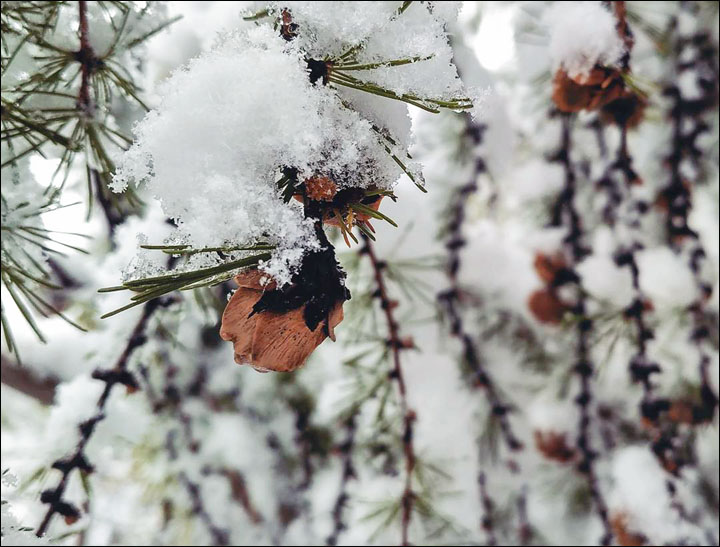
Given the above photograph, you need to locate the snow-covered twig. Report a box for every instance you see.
[36,298,170,536]
[438,121,523,454]
[549,112,613,545]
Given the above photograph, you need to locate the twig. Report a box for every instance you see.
[516,485,532,546]
[207,468,264,525]
[1,355,58,405]
[76,1,94,113]
[142,355,250,542]
[179,473,230,546]
[36,298,167,536]
[550,113,613,546]
[477,472,496,546]
[90,168,124,233]
[326,414,357,546]
[437,121,523,455]
[660,12,719,427]
[360,236,417,546]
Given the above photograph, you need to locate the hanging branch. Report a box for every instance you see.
[139,336,272,542]
[658,9,718,247]
[549,112,613,546]
[287,379,326,491]
[589,7,717,538]
[613,106,705,541]
[611,126,668,430]
[140,366,233,543]
[35,298,170,537]
[659,11,719,426]
[436,119,523,545]
[437,121,523,455]
[360,235,418,547]
[605,6,705,509]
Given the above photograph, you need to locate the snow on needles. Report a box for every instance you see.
[547,1,626,79]
[112,4,467,285]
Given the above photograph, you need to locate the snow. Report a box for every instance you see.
[1,2,718,547]
[609,446,684,544]
[547,1,626,79]
[113,5,468,285]
[577,253,634,309]
[637,247,697,311]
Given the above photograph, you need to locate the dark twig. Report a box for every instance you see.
[516,485,532,546]
[660,12,719,429]
[477,472,497,546]
[549,112,612,546]
[36,299,167,537]
[206,467,264,525]
[360,236,417,546]
[141,347,251,542]
[436,120,521,545]
[438,121,523,455]
[327,414,357,546]
[179,473,230,546]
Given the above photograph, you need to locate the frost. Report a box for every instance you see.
[547,1,625,79]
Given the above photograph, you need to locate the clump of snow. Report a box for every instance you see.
[546,1,625,79]
[1,495,51,546]
[114,5,467,284]
[45,375,152,461]
[262,1,399,59]
[577,254,634,309]
[636,247,696,311]
[266,1,465,102]
[528,394,576,433]
[609,446,685,543]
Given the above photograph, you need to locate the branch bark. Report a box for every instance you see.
[361,236,417,546]
[1,356,58,405]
